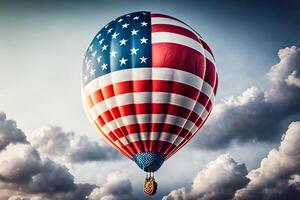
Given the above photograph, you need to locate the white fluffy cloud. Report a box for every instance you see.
[286,70,300,87]
[234,121,300,200]
[29,126,120,163]
[162,154,249,200]
[194,46,300,149]
[164,121,300,200]
[88,172,136,200]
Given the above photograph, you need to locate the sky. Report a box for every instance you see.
[0,0,300,199]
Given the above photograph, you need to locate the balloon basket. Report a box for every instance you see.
[143,172,157,195]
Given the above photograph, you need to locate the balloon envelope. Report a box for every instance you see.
[82,11,218,172]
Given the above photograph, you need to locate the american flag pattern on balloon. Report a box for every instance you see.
[82,11,218,160]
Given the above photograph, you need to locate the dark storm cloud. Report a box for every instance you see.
[0,112,27,150]
[0,144,41,183]
[193,46,300,149]
[0,113,95,200]
[163,154,249,200]
[29,126,121,163]
[234,121,300,200]
[0,144,94,199]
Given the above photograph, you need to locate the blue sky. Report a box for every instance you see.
[0,0,300,199]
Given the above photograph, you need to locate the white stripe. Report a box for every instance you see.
[87,92,208,121]
[152,32,216,66]
[152,32,204,55]
[205,50,216,65]
[202,82,215,103]
[151,17,202,39]
[117,132,185,146]
[83,68,214,102]
[98,114,198,137]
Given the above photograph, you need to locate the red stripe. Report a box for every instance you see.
[214,73,218,95]
[86,80,212,110]
[152,43,206,79]
[203,60,217,90]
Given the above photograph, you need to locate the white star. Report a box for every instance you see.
[119,57,128,66]
[101,63,108,70]
[141,21,148,27]
[140,37,148,44]
[107,28,113,34]
[118,18,123,22]
[96,33,101,39]
[126,14,131,17]
[97,56,102,63]
[140,56,147,63]
[105,24,109,29]
[130,47,139,55]
[133,16,140,20]
[142,12,147,15]
[102,44,108,51]
[119,39,128,46]
[90,68,96,76]
[99,38,104,45]
[92,51,97,57]
[122,23,129,28]
[110,50,117,58]
[131,29,139,35]
[111,32,119,39]
[88,44,93,52]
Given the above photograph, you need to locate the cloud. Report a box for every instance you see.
[163,154,249,200]
[164,121,300,200]
[0,113,95,200]
[0,112,27,150]
[8,196,29,200]
[88,172,136,200]
[0,144,42,183]
[194,46,300,149]
[29,126,121,163]
[234,121,300,200]
[286,70,300,87]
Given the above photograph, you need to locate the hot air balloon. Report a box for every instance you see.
[82,11,218,195]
